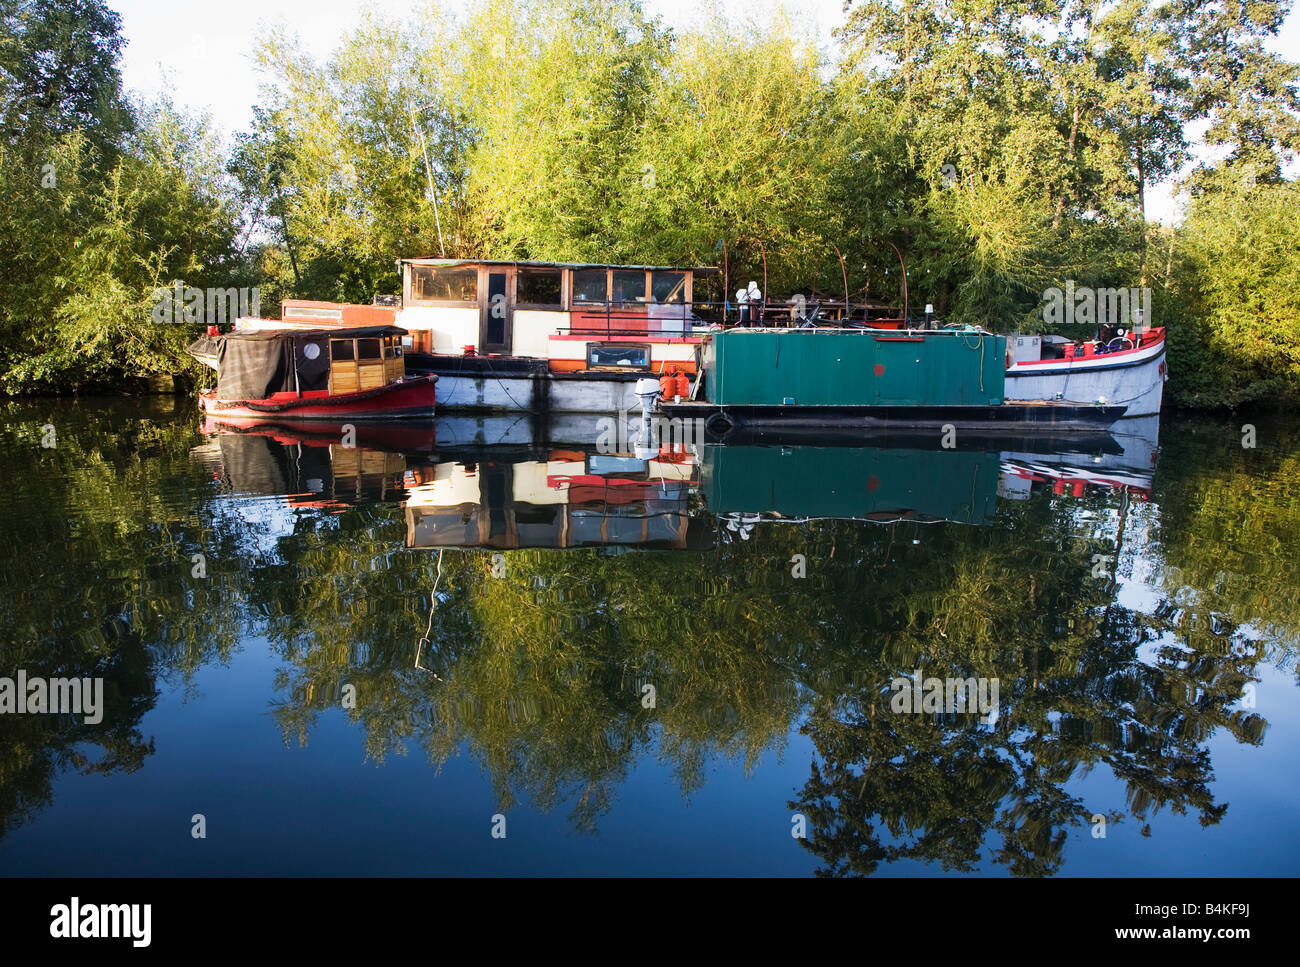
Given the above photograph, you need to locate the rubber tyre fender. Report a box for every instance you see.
[704,411,734,442]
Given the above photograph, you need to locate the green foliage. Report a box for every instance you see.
[0,2,242,394]
[1168,174,1300,406]
[0,0,131,149]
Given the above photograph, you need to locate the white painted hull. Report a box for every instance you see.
[432,373,536,410]
[1004,339,1167,416]
[1001,414,1161,477]
[435,413,645,448]
[551,379,646,413]
[432,372,648,414]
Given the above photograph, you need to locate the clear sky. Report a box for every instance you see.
[110,0,1300,224]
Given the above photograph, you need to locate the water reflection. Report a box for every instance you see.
[0,400,1293,874]
[404,450,709,550]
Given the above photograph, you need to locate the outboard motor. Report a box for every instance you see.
[633,376,661,453]
[634,377,661,415]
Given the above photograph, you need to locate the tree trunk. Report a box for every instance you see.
[277,188,302,290]
[1137,117,1147,287]
[1054,97,1081,228]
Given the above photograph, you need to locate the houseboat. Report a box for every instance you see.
[229,260,718,414]
[223,258,1164,425]
[187,325,436,422]
[231,298,400,332]
[391,258,716,413]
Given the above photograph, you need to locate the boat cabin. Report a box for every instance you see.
[203,325,410,400]
[232,299,400,334]
[396,258,720,373]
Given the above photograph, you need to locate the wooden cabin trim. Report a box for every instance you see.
[514,264,566,310]
[328,334,403,395]
[405,264,479,307]
[478,264,514,354]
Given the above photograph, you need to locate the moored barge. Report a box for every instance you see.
[659,327,1128,441]
[188,325,436,422]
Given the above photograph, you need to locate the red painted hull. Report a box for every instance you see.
[199,416,437,453]
[199,375,436,421]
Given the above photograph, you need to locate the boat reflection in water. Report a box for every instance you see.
[192,417,436,509]
[402,444,711,550]
[191,411,1158,537]
[702,446,1002,527]
[702,417,1157,532]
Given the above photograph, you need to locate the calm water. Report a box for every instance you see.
[0,398,1297,876]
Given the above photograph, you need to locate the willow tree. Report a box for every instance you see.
[615,16,854,294]
[250,6,469,303]
[1171,177,1300,405]
[450,0,670,262]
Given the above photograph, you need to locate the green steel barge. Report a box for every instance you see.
[658,327,1128,442]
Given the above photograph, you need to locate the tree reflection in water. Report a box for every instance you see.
[0,403,1288,873]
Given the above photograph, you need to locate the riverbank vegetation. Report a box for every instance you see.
[2,0,1298,406]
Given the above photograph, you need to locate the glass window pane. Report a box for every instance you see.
[651,271,686,304]
[409,265,478,302]
[517,268,563,306]
[588,344,649,368]
[358,338,382,359]
[572,269,608,304]
[331,339,354,361]
[612,270,647,304]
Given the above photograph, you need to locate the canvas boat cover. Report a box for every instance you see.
[186,333,221,369]
[188,326,408,401]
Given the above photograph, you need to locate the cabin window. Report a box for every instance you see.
[572,269,608,304]
[517,267,563,307]
[357,338,382,360]
[282,305,343,320]
[588,344,650,368]
[651,271,686,304]
[331,339,355,361]
[408,265,478,303]
[384,342,400,359]
[612,270,647,304]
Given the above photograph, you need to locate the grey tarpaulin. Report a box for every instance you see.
[215,337,293,400]
[217,433,333,496]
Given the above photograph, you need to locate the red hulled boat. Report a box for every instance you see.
[188,325,436,421]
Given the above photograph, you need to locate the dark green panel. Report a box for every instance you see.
[701,445,1002,524]
[703,329,1005,406]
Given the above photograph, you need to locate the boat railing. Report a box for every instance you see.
[558,298,942,336]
